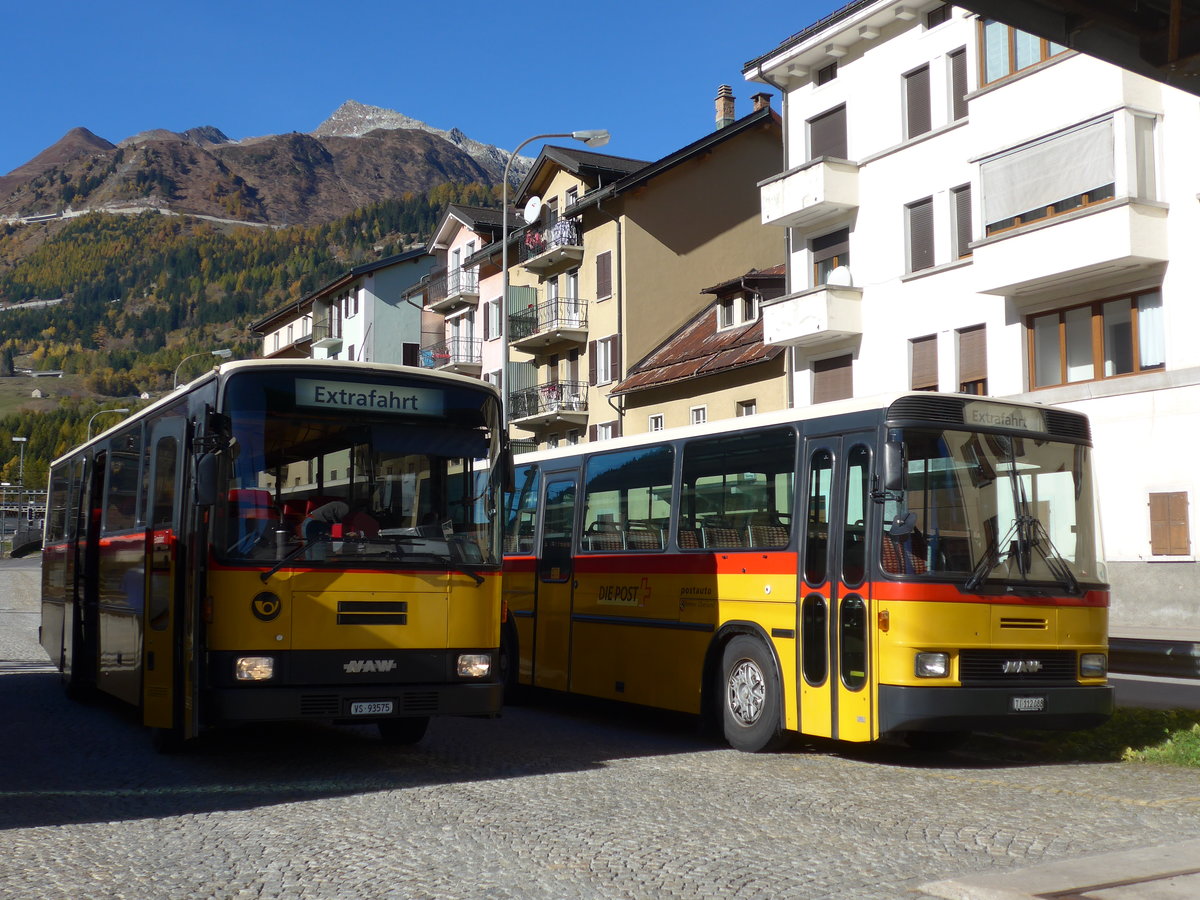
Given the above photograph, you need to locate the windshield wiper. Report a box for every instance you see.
[261,538,327,582]
[1026,517,1081,595]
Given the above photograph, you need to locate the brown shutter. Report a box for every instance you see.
[950,47,968,121]
[953,184,973,258]
[1150,492,1191,556]
[910,335,938,391]
[958,324,987,384]
[611,338,621,382]
[596,251,612,300]
[808,105,847,159]
[908,198,934,272]
[905,65,931,138]
[588,340,597,385]
[812,354,853,403]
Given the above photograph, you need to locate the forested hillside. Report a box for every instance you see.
[0,181,500,488]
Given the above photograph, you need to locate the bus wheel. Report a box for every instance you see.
[720,635,788,753]
[378,717,429,745]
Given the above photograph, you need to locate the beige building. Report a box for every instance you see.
[502,91,785,449]
[612,265,789,434]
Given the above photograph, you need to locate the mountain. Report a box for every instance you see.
[0,101,533,227]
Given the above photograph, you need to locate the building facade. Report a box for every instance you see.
[745,1,1200,629]
[253,248,435,364]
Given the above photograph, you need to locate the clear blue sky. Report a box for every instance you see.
[1,0,837,178]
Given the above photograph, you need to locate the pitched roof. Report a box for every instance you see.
[516,146,649,201]
[611,266,786,397]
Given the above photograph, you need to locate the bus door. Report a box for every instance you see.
[798,434,875,742]
[533,468,580,692]
[64,453,103,694]
[142,418,187,730]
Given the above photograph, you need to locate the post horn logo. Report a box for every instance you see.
[252,592,282,622]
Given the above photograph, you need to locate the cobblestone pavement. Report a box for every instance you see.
[3,557,1200,900]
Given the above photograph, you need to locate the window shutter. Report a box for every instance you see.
[1150,491,1191,556]
[958,324,987,384]
[952,184,973,258]
[596,251,612,299]
[910,335,938,390]
[905,65,931,138]
[949,47,968,121]
[589,424,597,442]
[812,354,853,403]
[908,198,934,272]
[808,105,847,159]
[588,340,597,385]
[483,304,491,342]
[611,338,621,381]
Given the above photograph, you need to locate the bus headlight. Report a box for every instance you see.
[915,652,950,678]
[457,653,491,678]
[236,656,275,681]
[1080,653,1107,677]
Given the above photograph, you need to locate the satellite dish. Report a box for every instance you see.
[828,265,853,287]
[523,196,543,224]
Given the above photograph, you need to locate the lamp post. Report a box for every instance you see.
[87,409,130,442]
[500,130,609,431]
[174,348,233,389]
[10,436,27,486]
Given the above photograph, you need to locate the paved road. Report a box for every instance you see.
[3,556,1199,899]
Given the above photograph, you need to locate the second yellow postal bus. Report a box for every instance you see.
[500,393,1112,751]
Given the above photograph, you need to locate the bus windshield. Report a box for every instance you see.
[883,428,1106,592]
[214,369,503,570]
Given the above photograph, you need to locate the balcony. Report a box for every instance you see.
[972,199,1169,299]
[761,284,863,348]
[425,267,480,313]
[520,218,583,275]
[509,297,589,355]
[758,159,859,230]
[509,380,588,429]
[310,320,343,352]
[419,337,482,375]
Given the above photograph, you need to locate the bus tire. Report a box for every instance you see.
[498,620,526,705]
[378,716,429,745]
[720,635,788,753]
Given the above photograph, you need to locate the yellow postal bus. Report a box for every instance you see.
[40,359,508,748]
[501,393,1112,751]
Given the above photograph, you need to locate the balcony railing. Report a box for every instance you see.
[311,320,342,351]
[519,218,584,273]
[425,267,480,312]
[509,379,589,427]
[419,337,483,372]
[509,297,589,353]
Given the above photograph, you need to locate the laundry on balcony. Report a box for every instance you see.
[550,219,578,246]
[524,231,547,254]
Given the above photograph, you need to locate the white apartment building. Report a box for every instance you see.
[745,1,1200,629]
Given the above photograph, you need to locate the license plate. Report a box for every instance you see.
[1011,696,1045,712]
[350,700,394,716]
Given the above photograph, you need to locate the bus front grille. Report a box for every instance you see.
[300,694,342,716]
[959,649,1077,684]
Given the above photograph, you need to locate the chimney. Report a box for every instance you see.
[715,85,735,129]
[751,92,772,112]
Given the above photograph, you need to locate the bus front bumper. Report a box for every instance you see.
[879,683,1114,735]
[207,681,504,724]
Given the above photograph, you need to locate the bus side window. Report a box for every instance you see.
[805,450,833,585]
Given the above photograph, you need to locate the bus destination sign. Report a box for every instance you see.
[963,401,1046,433]
[296,379,444,416]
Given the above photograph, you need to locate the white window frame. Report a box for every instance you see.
[690,405,708,426]
[596,335,616,384]
[648,414,664,432]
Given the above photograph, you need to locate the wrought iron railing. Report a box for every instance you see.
[425,267,480,306]
[509,297,589,341]
[519,218,582,263]
[509,380,588,420]
[419,337,483,369]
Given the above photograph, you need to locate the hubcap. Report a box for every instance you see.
[727,659,765,726]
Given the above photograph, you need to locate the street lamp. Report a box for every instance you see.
[87,409,130,442]
[174,348,233,389]
[10,437,27,486]
[500,130,610,430]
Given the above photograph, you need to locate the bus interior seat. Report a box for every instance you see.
[881,531,928,575]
